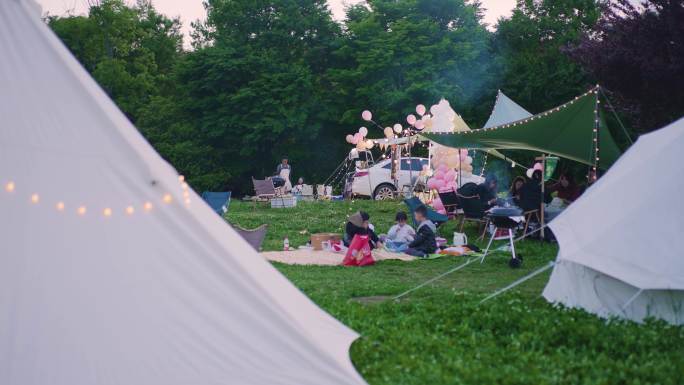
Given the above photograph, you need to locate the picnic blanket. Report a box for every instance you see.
[261,248,415,266]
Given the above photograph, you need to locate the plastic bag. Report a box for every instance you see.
[343,234,375,266]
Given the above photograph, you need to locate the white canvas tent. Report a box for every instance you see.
[543,117,684,324]
[483,90,532,129]
[0,1,367,384]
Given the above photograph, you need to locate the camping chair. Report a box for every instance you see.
[233,224,268,251]
[252,177,283,208]
[403,196,448,227]
[201,191,231,215]
[522,210,540,237]
[437,189,460,219]
[456,193,489,240]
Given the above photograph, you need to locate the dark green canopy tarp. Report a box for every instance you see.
[422,89,622,169]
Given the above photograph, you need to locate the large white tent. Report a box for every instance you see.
[483,90,532,129]
[543,117,684,324]
[0,1,367,384]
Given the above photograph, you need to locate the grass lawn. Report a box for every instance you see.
[227,199,684,385]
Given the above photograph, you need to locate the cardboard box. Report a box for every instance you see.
[310,233,341,251]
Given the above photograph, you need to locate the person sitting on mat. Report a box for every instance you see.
[383,212,416,252]
[405,205,437,258]
[344,211,381,249]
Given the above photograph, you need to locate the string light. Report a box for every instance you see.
[4,173,189,218]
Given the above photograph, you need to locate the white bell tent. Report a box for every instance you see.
[544,117,684,324]
[0,1,367,384]
[483,90,532,129]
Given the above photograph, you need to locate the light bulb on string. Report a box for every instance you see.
[162,194,173,204]
[56,202,65,211]
[5,181,15,193]
[126,206,135,215]
[30,194,39,204]
[77,206,87,216]
[103,208,112,217]
[144,202,153,212]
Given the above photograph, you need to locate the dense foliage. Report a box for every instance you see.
[227,199,684,385]
[47,0,684,193]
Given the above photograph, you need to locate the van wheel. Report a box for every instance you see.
[373,184,396,200]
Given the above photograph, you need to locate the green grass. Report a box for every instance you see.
[227,199,684,385]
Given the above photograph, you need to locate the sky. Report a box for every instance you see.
[37,0,517,46]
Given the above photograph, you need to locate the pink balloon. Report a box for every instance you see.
[414,120,425,130]
[433,179,446,189]
[465,156,473,164]
[533,162,543,171]
[416,104,426,116]
[406,114,417,125]
[353,132,363,144]
[345,134,354,143]
[361,110,372,121]
[446,182,458,191]
[445,169,456,181]
[438,164,448,172]
[434,170,445,180]
[427,178,439,190]
[437,209,447,215]
[459,149,469,156]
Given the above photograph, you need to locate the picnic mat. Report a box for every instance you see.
[261,248,416,266]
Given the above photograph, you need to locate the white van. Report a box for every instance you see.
[347,157,429,200]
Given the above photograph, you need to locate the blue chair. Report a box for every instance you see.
[201,191,232,215]
[404,197,448,227]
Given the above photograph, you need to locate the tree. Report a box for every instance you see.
[171,0,344,192]
[48,0,183,122]
[567,0,684,133]
[329,0,493,128]
[491,0,601,114]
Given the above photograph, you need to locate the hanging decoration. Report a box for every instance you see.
[2,175,191,219]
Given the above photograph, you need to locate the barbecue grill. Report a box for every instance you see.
[481,207,524,268]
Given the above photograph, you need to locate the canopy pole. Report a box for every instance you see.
[594,86,601,178]
[541,154,546,239]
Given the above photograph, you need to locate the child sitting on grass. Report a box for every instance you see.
[405,205,437,258]
[383,212,416,252]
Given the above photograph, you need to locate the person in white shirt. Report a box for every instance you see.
[384,212,416,252]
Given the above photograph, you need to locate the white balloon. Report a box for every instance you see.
[359,126,368,136]
[393,123,402,133]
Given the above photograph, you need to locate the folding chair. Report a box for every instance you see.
[456,193,489,240]
[403,196,448,227]
[201,191,231,215]
[252,177,282,209]
[233,224,268,251]
[437,189,460,219]
[522,210,540,237]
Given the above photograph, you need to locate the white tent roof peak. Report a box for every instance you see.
[483,90,532,129]
[0,1,366,384]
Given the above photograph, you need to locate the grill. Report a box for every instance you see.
[482,206,524,268]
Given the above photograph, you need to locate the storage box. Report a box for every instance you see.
[310,233,341,250]
[270,195,297,208]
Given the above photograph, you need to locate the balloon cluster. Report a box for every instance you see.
[526,162,544,178]
[345,121,374,151]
